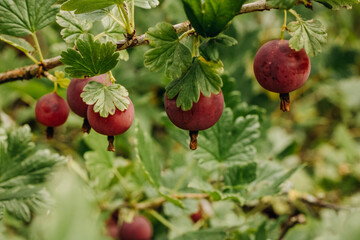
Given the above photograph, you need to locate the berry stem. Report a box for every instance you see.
[107,135,116,152]
[280,10,287,40]
[81,118,91,133]
[189,130,199,150]
[46,127,54,139]
[280,93,291,112]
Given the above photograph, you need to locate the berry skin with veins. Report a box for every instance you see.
[164,91,224,150]
[86,97,134,151]
[253,39,311,111]
[35,92,69,139]
[66,74,107,133]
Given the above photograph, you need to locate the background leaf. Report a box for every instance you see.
[61,0,122,14]
[315,0,359,10]
[134,0,159,9]
[0,125,64,222]
[56,10,92,45]
[267,0,297,9]
[195,108,260,167]
[144,22,192,80]
[181,0,246,37]
[0,0,59,37]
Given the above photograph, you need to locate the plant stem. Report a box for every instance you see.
[131,0,135,31]
[94,32,106,41]
[280,10,287,40]
[32,33,44,62]
[147,209,181,233]
[179,29,196,40]
[134,193,208,210]
[192,34,200,58]
[288,9,301,21]
[118,3,132,35]
[107,11,126,29]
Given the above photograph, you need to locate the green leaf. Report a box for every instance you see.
[173,228,227,240]
[101,8,126,43]
[223,162,257,188]
[0,0,59,37]
[314,0,359,10]
[81,81,129,117]
[267,0,297,9]
[245,161,299,202]
[200,34,238,61]
[134,0,159,9]
[56,10,92,45]
[0,125,65,221]
[60,34,120,78]
[61,0,122,14]
[54,71,71,88]
[160,191,184,208]
[144,22,192,80]
[195,108,260,166]
[288,19,327,57]
[181,0,246,37]
[166,57,223,110]
[0,34,34,53]
[188,179,222,200]
[135,125,162,187]
[84,151,115,189]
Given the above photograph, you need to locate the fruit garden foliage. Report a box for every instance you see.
[0,0,360,240]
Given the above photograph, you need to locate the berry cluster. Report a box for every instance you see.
[35,39,310,150]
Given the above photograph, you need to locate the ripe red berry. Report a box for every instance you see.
[87,98,134,151]
[164,91,224,150]
[119,216,153,240]
[253,39,311,111]
[35,92,69,139]
[66,74,107,133]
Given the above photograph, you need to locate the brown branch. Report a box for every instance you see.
[278,214,306,240]
[0,0,273,84]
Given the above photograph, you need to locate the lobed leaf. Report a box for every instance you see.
[101,7,126,44]
[60,34,120,78]
[0,0,59,37]
[0,125,65,222]
[223,162,257,188]
[195,109,260,166]
[81,81,130,117]
[181,0,246,37]
[166,57,223,110]
[85,151,114,189]
[144,22,192,80]
[56,10,92,45]
[200,34,238,61]
[288,19,327,57]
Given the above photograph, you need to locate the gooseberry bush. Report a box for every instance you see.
[1,0,360,240]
